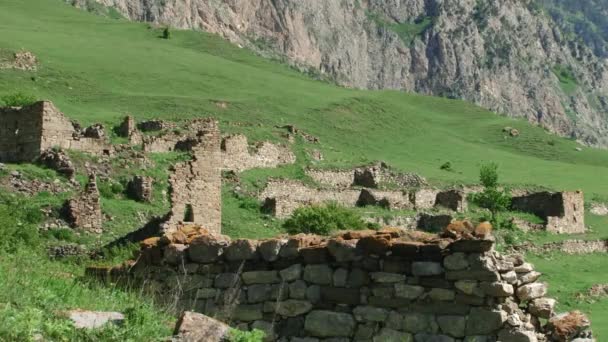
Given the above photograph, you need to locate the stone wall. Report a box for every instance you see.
[221,134,296,172]
[165,119,222,234]
[61,174,103,233]
[511,191,585,234]
[260,180,466,218]
[0,101,111,162]
[305,163,427,190]
[96,227,592,341]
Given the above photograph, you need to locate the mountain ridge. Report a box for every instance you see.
[70,0,608,148]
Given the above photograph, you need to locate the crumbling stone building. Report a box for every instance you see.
[165,119,222,234]
[0,101,111,162]
[61,174,103,233]
[511,191,585,234]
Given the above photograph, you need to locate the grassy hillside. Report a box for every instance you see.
[0,0,607,340]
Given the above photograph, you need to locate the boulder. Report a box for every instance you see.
[172,311,230,342]
[516,283,548,301]
[529,298,556,319]
[259,239,285,262]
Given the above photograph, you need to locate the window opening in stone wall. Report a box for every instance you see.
[184,204,194,222]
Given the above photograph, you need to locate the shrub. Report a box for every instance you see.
[1,92,37,107]
[162,27,171,39]
[283,203,368,235]
[228,329,265,342]
[440,161,453,171]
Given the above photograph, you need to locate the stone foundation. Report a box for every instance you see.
[92,228,593,341]
[127,176,154,203]
[221,134,296,172]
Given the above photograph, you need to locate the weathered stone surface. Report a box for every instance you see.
[247,284,271,303]
[327,238,360,262]
[164,244,188,265]
[306,285,321,303]
[251,320,276,342]
[333,268,348,287]
[280,264,302,282]
[258,239,285,262]
[214,273,239,289]
[516,283,548,301]
[395,284,425,299]
[373,328,413,342]
[446,270,499,282]
[353,305,389,322]
[321,287,360,305]
[232,304,264,321]
[444,253,469,271]
[196,288,217,299]
[454,281,479,296]
[284,279,306,299]
[346,268,369,288]
[404,313,439,334]
[370,272,406,283]
[225,239,258,261]
[172,311,229,342]
[428,288,455,301]
[275,300,313,317]
[529,298,556,319]
[412,262,443,276]
[126,176,153,203]
[304,311,356,337]
[449,240,494,253]
[66,310,124,329]
[502,271,518,284]
[514,263,535,273]
[497,328,538,342]
[61,174,103,233]
[465,308,507,335]
[518,271,542,285]
[480,282,514,297]
[188,234,230,263]
[304,264,333,285]
[437,316,466,338]
[242,271,280,285]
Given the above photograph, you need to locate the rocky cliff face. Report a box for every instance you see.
[72,0,608,147]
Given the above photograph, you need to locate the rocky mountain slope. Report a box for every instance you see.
[70,0,608,147]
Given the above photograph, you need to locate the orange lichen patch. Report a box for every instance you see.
[338,230,377,240]
[358,235,392,255]
[400,230,439,243]
[140,237,161,249]
[442,220,474,239]
[549,311,591,340]
[475,222,493,239]
[377,227,404,238]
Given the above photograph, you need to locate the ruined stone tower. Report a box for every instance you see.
[166,119,222,234]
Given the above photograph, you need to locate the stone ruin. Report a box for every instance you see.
[88,226,594,341]
[511,191,585,234]
[306,162,427,189]
[163,119,222,235]
[61,174,103,233]
[0,101,112,163]
[260,179,467,219]
[127,176,154,203]
[116,116,296,173]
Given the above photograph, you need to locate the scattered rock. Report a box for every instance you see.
[173,311,230,341]
[65,310,124,329]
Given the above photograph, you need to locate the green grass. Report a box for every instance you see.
[552,64,578,94]
[527,253,608,340]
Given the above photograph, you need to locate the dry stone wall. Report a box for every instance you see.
[305,163,427,189]
[221,134,295,172]
[94,227,593,342]
[0,101,112,162]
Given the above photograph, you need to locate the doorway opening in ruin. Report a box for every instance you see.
[184,204,194,222]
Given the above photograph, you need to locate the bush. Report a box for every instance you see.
[283,203,369,235]
[440,161,453,171]
[228,329,265,342]
[1,92,37,107]
[162,27,171,39]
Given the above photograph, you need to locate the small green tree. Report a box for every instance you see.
[470,163,511,226]
[162,27,171,39]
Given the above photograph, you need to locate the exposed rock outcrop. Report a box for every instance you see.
[72,0,608,147]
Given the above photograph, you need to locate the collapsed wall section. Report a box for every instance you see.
[95,228,592,341]
[511,191,585,234]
